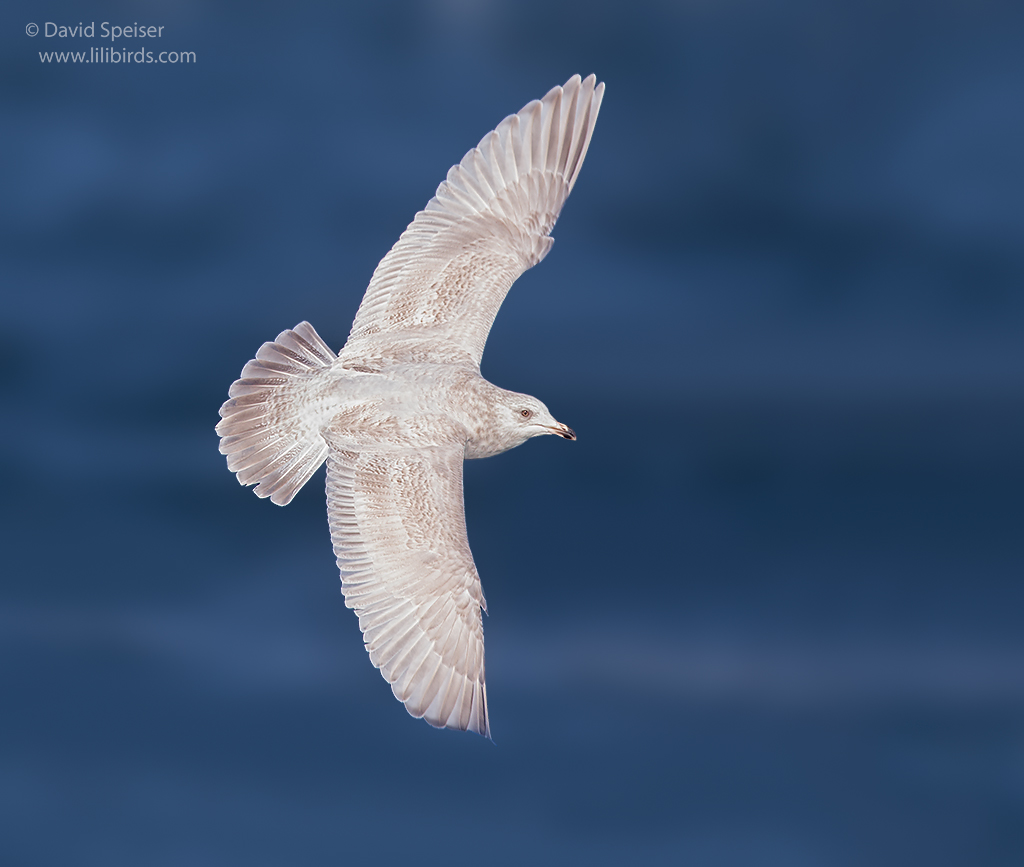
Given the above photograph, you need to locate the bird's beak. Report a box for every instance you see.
[549,423,576,440]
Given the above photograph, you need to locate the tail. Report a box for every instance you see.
[216,321,337,506]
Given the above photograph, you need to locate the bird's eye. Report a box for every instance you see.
[520,409,532,419]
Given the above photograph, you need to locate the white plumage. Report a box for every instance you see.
[217,74,604,736]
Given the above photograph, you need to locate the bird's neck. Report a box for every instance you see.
[459,379,526,460]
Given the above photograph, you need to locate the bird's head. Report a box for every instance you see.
[499,392,575,445]
[464,385,576,460]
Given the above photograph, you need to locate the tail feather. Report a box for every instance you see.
[217,321,337,506]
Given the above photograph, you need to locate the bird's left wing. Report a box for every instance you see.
[324,418,490,736]
[343,74,604,368]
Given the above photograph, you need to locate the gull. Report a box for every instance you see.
[217,74,604,737]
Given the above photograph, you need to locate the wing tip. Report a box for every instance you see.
[413,677,490,739]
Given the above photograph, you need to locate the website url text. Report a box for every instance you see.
[39,47,195,64]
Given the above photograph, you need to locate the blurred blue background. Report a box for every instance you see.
[2,1,1023,864]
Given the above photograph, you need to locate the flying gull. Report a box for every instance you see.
[217,74,605,737]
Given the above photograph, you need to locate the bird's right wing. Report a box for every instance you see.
[325,423,490,736]
[343,74,604,369]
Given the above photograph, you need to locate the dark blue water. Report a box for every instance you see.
[3,1,1023,864]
